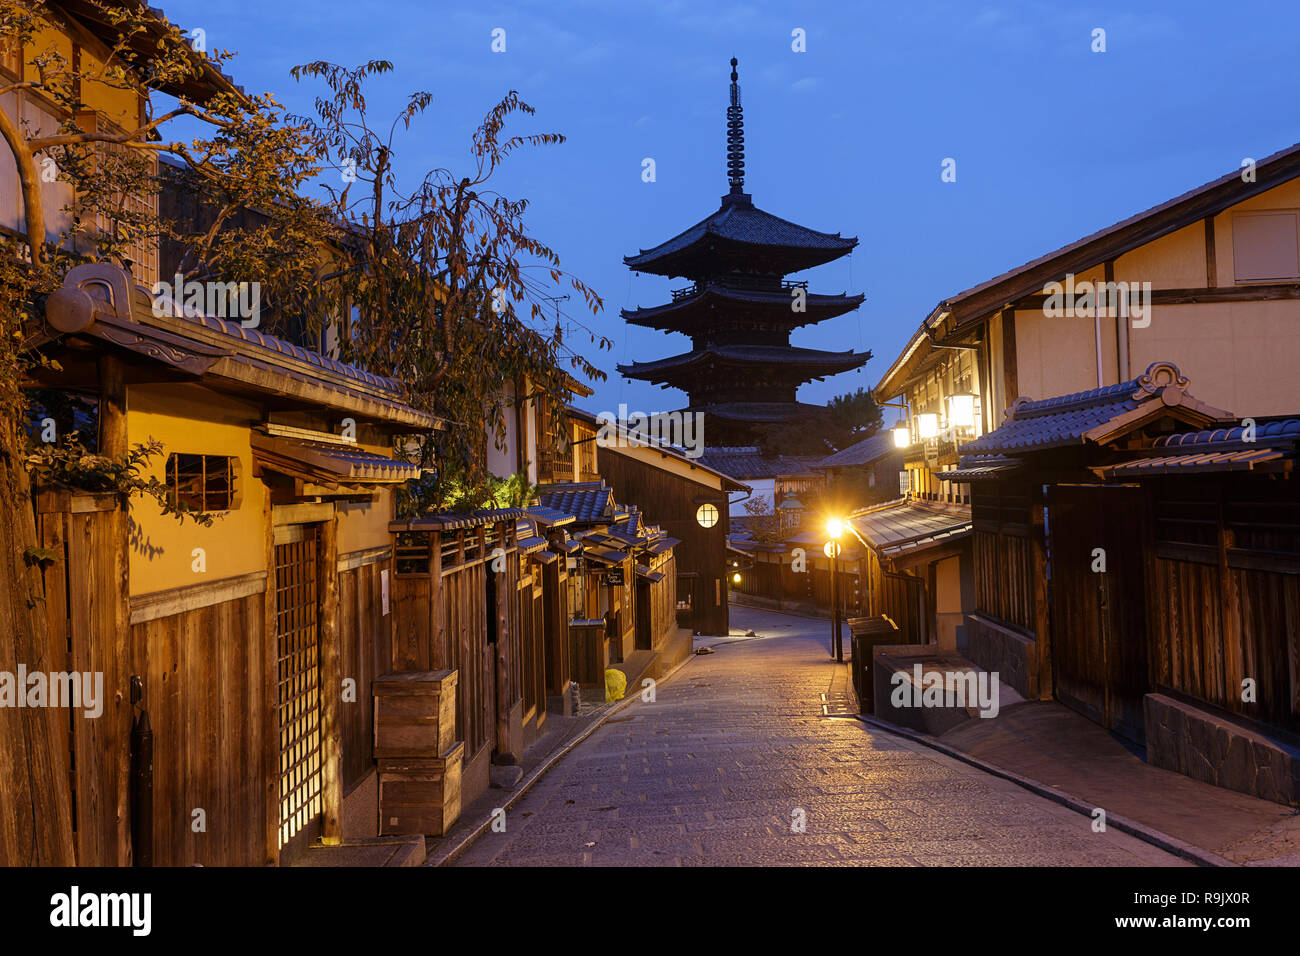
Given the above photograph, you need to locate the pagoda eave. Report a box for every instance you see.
[618,346,869,387]
[689,401,831,424]
[621,289,864,331]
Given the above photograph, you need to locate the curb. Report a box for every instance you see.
[853,713,1237,868]
[430,644,702,866]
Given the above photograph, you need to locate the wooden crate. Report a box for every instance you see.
[377,742,464,836]
[372,669,458,758]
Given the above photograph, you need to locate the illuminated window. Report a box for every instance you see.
[166,453,237,512]
[695,502,719,528]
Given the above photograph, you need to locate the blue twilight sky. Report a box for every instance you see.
[162,0,1300,420]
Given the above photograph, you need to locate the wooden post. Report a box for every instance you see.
[317,511,343,844]
[262,494,279,865]
[1031,490,1053,700]
[494,523,512,758]
[98,355,128,458]
[1217,484,1245,708]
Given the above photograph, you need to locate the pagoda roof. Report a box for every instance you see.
[623,283,863,332]
[618,344,868,385]
[624,192,858,278]
[688,401,830,424]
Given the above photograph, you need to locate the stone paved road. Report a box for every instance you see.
[454,605,1185,866]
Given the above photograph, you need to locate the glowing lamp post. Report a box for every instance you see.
[826,517,845,662]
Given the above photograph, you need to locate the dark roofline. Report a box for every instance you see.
[927,139,1300,338]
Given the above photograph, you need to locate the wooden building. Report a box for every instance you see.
[28,262,439,865]
[951,362,1299,804]
[618,58,868,448]
[873,138,1300,658]
[534,482,684,682]
[564,410,749,636]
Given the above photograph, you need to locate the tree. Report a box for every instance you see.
[754,387,883,458]
[741,493,782,543]
[0,0,320,864]
[288,61,610,512]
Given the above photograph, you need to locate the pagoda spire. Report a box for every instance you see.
[726,57,745,194]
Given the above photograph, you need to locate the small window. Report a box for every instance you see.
[166,454,236,512]
[1233,210,1300,283]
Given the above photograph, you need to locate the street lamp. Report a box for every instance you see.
[826,517,845,662]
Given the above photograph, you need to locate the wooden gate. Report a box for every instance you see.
[273,524,323,854]
[1046,485,1150,744]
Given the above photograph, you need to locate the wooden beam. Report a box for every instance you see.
[1031,491,1053,700]
[129,571,268,625]
[98,354,127,458]
[1204,216,1218,288]
[316,512,343,845]
[262,492,279,865]
[1000,308,1018,405]
[1012,282,1300,311]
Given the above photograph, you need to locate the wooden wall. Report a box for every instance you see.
[972,530,1035,633]
[336,551,391,791]
[35,490,130,867]
[129,591,270,866]
[596,447,730,635]
[1148,477,1300,732]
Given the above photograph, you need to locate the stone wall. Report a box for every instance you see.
[1144,693,1300,806]
[965,613,1039,700]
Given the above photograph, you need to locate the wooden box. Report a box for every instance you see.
[373,669,458,758]
[377,742,465,836]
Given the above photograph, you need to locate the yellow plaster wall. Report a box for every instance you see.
[1128,300,1300,416]
[1113,221,1205,288]
[126,383,266,596]
[337,489,394,555]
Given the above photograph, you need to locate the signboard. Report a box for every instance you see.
[602,567,626,587]
[823,541,841,559]
[381,569,390,616]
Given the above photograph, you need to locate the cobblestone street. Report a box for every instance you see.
[454,606,1185,866]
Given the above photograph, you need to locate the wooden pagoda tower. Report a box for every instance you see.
[619,57,868,448]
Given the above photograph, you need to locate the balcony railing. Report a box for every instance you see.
[670,277,809,302]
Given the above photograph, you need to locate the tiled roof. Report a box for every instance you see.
[848,500,972,561]
[536,481,615,524]
[526,506,575,528]
[1153,418,1300,449]
[390,508,527,533]
[960,362,1230,456]
[250,433,419,485]
[1095,418,1300,478]
[696,447,825,479]
[625,193,857,270]
[943,455,1024,482]
[814,431,899,469]
[687,401,831,425]
[619,344,868,381]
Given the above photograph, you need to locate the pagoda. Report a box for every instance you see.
[618,57,868,448]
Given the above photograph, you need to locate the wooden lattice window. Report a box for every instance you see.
[274,526,321,849]
[165,453,236,512]
[90,137,160,286]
